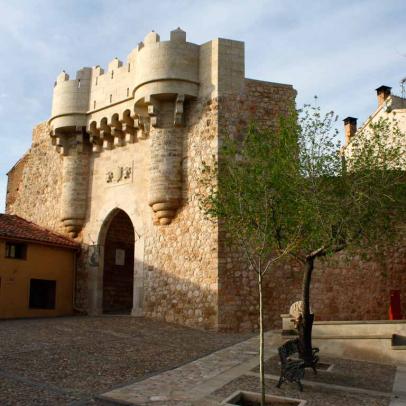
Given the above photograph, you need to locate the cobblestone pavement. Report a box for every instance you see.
[0,316,251,405]
[100,330,271,405]
[101,331,401,406]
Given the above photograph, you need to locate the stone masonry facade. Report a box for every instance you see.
[5,29,405,331]
[7,122,65,234]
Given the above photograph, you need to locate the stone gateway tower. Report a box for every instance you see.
[6,29,296,331]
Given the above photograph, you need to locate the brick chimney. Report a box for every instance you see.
[343,117,357,145]
[376,85,391,107]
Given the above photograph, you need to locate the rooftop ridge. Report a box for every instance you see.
[0,213,79,249]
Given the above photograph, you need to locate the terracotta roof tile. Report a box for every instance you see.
[0,214,79,250]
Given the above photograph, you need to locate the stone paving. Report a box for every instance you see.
[100,331,273,405]
[0,316,250,405]
[253,354,396,392]
[1,316,405,405]
[101,331,406,405]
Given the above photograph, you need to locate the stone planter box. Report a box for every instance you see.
[222,390,306,406]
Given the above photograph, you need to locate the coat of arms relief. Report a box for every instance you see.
[105,164,133,185]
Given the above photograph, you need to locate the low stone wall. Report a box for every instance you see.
[311,320,406,364]
[312,320,406,337]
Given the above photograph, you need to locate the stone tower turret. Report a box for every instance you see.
[49,68,92,237]
[135,28,199,224]
[47,27,246,233]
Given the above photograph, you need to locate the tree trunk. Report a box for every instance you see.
[300,256,315,364]
[258,272,265,406]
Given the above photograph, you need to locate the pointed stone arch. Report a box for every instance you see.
[101,209,134,313]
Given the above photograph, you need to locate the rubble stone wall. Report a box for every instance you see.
[5,154,28,211]
[217,79,297,331]
[218,242,406,333]
[143,97,220,329]
[216,79,405,332]
[6,122,65,234]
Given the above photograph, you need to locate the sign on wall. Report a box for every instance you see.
[115,249,125,266]
[105,162,133,187]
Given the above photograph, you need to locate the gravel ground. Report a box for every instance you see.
[212,374,392,406]
[0,316,251,405]
[252,354,396,393]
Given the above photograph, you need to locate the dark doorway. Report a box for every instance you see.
[103,210,134,314]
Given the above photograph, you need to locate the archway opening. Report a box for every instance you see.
[102,209,134,314]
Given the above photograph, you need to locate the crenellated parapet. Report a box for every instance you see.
[47,28,246,232]
[50,68,92,131]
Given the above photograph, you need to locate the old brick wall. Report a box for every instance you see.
[5,122,65,234]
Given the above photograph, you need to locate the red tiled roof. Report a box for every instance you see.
[0,214,79,250]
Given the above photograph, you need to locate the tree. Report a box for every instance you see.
[291,104,406,365]
[200,116,301,406]
[200,103,405,403]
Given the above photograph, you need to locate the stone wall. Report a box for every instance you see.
[7,59,403,333]
[217,79,297,331]
[216,79,406,332]
[218,238,406,333]
[311,244,406,322]
[143,97,219,330]
[6,122,65,234]
[79,128,151,315]
[74,95,219,330]
[5,153,28,210]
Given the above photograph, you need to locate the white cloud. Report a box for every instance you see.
[0,0,405,207]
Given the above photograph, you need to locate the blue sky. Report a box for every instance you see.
[0,0,405,210]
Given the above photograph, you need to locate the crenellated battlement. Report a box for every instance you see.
[49,27,244,138]
[47,27,246,233]
[51,28,198,120]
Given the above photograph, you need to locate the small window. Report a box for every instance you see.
[95,77,98,86]
[110,94,112,103]
[29,279,56,309]
[93,100,96,109]
[128,63,131,72]
[126,88,129,97]
[5,242,27,260]
[111,71,114,79]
